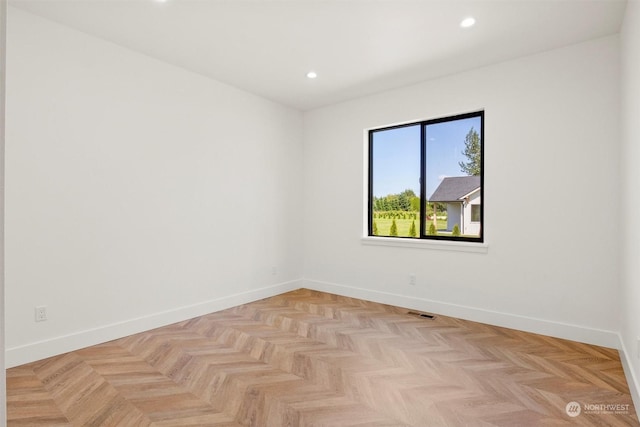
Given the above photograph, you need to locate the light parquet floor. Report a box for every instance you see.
[7,289,639,426]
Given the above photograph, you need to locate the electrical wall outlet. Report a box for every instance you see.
[35,306,47,322]
[409,274,416,286]
[271,266,278,276]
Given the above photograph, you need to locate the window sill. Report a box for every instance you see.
[361,236,489,253]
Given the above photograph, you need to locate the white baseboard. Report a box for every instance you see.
[5,279,302,368]
[303,279,620,349]
[618,335,640,420]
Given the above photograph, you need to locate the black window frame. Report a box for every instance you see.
[368,111,484,243]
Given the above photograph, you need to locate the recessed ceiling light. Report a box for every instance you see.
[306,71,318,79]
[460,17,476,28]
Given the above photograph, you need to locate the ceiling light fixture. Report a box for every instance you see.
[460,17,476,28]
[306,71,318,79]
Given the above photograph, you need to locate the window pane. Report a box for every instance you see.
[425,116,482,238]
[370,125,421,238]
[471,205,480,222]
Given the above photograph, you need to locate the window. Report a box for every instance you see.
[368,111,483,242]
[471,205,481,223]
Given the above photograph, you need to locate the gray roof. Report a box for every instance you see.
[429,176,480,202]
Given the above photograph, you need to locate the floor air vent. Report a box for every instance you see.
[407,311,436,320]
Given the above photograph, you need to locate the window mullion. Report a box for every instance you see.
[368,131,374,236]
[420,123,426,238]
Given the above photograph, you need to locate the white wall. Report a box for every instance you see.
[463,192,480,236]
[620,0,640,412]
[0,0,6,424]
[303,36,621,347]
[4,8,304,367]
[446,203,462,233]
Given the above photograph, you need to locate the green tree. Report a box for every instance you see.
[398,189,415,211]
[427,222,437,236]
[390,219,398,236]
[410,196,420,212]
[409,220,417,237]
[452,224,461,237]
[373,221,379,235]
[458,127,481,176]
[373,197,381,211]
[374,190,418,212]
[401,189,417,198]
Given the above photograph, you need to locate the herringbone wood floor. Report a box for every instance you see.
[7,289,639,426]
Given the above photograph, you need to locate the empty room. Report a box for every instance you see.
[1,0,640,425]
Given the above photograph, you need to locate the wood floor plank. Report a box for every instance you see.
[6,289,639,426]
[6,365,72,426]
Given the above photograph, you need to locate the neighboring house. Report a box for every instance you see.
[429,176,481,236]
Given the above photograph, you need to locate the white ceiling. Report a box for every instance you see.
[9,0,627,111]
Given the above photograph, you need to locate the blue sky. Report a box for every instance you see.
[372,116,481,199]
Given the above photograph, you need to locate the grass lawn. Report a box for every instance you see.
[373,218,448,237]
